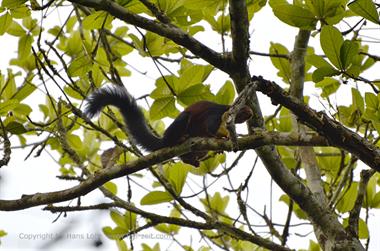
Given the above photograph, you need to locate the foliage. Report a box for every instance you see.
[0,0,380,250]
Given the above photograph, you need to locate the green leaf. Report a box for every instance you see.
[1,0,27,8]
[68,55,93,77]
[150,97,178,120]
[215,80,235,105]
[5,121,27,134]
[166,162,190,195]
[0,230,7,237]
[269,43,291,83]
[110,210,127,229]
[103,181,118,195]
[272,4,317,29]
[306,54,332,68]
[277,146,297,169]
[0,12,12,35]
[14,103,32,115]
[320,25,343,69]
[177,84,214,106]
[116,240,129,251]
[358,218,369,239]
[278,107,292,132]
[315,77,340,97]
[67,134,83,151]
[0,100,19,115]
[312,66,340,82]
[7,20,26,36]
[82,11,113,30]
[279,194,307,219]
[363,92,378,121]
[340,40,359,70]
[352,88,364,114]
[371,191,380,208]
[306,0,326,17]
[140,191,173,205]
[372,121,380,134]
[365,92,378,110]
[348,0,380,25]
[151,75,176,99]
[177,63,213,92]
[200,192,229,214]
[102,226,126,240]
[10,5,30,18]
[190,153,225,175]
[316,147,342,179]
[342,217,369,239]
[308,240,321,251]
[12,82,36,101]
[336,182,358,213]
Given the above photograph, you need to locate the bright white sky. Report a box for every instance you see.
[1,3,380,251]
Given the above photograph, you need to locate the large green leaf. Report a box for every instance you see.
[150,97,179,120]
[0,12,12,35]
[1,0,27,8]
[340,40,359,70]
[342,217,369,239]
[312,65,340,82]
[320,25,343,69]
[18,35,33,59]
[272,4,317,29]
[0,100,19,115]
[177,84,214,105]
[269,43,291,83]
[306,54,332,68]
[5,121,27,135]
[140,191,173,205]
[165,162,190,195]
[315,77,340,97]
[103,181,118,195]
[215,80,235,105]
[7,20,25,36]
[12,82,36,101]
[352,88,364,114]
[348,0,380,24]
[68,55,93,77]
[102,226,127,240]
[200,192,229,214]
[336,182,358,213]
[82,11,113,30]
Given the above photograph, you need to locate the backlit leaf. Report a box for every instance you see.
[320,25,343,69]
[348,0,380,24]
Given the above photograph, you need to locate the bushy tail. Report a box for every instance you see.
[84,86,164,151]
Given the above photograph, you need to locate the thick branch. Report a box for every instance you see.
[0,131,328,211]
[229,0,249,76]
[45,201,292,251]
[252,76,380,172]
[0,118,11,168]
[290,29,329,249]
[67,0,232,73]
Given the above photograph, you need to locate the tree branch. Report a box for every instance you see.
[347,169,375,238]
[252,75,380,173]
[67,0,232,73]
[0,118,11,168]
[0,130,329,211]
[229,0,249,76]
[45,199,292,251]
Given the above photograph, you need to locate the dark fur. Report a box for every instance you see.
[85,85,252,166]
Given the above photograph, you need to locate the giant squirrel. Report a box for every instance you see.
[85,85,253,166]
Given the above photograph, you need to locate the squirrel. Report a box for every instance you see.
[84,85,253,167]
